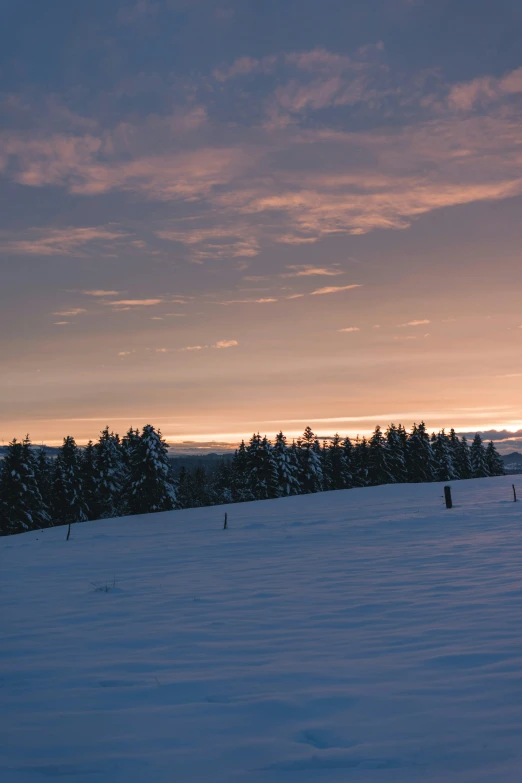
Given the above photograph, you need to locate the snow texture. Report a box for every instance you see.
[2,476,522,782]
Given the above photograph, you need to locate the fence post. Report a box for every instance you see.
[513,484,517,502]
[444,486,452,509]
[223,512,228,530]
[66,523,71,541]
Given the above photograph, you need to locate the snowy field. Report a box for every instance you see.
[2,476,522,782]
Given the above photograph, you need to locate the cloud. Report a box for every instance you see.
[217,297,278,305]
[213,55,277,82]
[448,67,522,111]
[5,58,522,262]
[52,308,86,316]
[281,265,344,277]
[286,293,305,299]
[397,319,431,327]
[311,284,362,295]
[213,339,238,348]
[53,321,69,325]
[181,345,204,351]
[150,316,163,320]
[157,225,260,260]
[104,298,163,307]
[118,351,132,357]
[0,226,127,256]
[82,289,121,296]
[338,327,360,332]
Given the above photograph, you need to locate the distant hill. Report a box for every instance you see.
[502,452,522,473]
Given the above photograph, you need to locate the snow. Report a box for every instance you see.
[2,476,522,782]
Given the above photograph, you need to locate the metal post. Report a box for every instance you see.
[444,486,452,509]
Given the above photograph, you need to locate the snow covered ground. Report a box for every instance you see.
[2,476,522,782]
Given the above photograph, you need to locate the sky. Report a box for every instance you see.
[2,0,522,448]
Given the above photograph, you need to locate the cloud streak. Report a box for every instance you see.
[311,284,362,295]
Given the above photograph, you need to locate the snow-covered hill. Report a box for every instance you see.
[2,476,522,782]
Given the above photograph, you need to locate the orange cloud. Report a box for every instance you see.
[311,284,362,295]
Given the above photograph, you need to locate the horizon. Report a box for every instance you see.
[4,422,522,456]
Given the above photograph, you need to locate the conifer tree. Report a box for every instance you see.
[368,425,395,485]
[470,433,490,478]
[352,436,370,487]
[272,432,300,496]
[94,426,127,518]
[297,427,323,493]
[246,434,279,499]
[0,436,49,534]
[231,441,254,502]
[385,424,407,483]
[406,423,435,482]
[328,433,351,489]
[447,429,462,479]
[176,466,190,509]
[456,435,472,479]
[35,446,53,516]
[121,427,141,467]
[486,441,505,476]
[209,459,233,504]
[432,430,456,482]
[320,439,332,491]
[342,436,354,487]
[127,425,178,515]
[52,435,87,525]
[81,441,99,520]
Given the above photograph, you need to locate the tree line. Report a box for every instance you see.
[0,422,504,536]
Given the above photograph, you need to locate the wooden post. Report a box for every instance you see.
[66,523,71,541]
[444,486,452,509]
[513,484,517,502]
[223,512,228,530]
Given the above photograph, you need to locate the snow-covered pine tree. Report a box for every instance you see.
[35,446,53,517]
[230,440,254,502]
[0,436,50,535]
[209,459,234,505]
[341,436,354,487]
[470,433,490,478]
[176,465,209,509]
[447,429,462,479]
[121,427,141,467]
[368,425,395,485]
[246,434,279,499]
[94,426,127,518]
[432,430,456,482]
[486,441,505,476]
[272,431,300,496]
[351,436,370,487]
[406,422,435,483]
[288,441,302,493]
[328,433,351,490]
[52,435,87,525]
[176,466,190,509]
[127,425,178,515]
[81,441,98,520]
[455,435,472,479]
[385,424,407,483]
[297,427,323,494]
[320,439,332,491]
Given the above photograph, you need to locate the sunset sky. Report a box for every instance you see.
[2,0,522,447]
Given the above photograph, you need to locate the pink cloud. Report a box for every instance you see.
[0,226,126,256]
[311,284,362,295]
